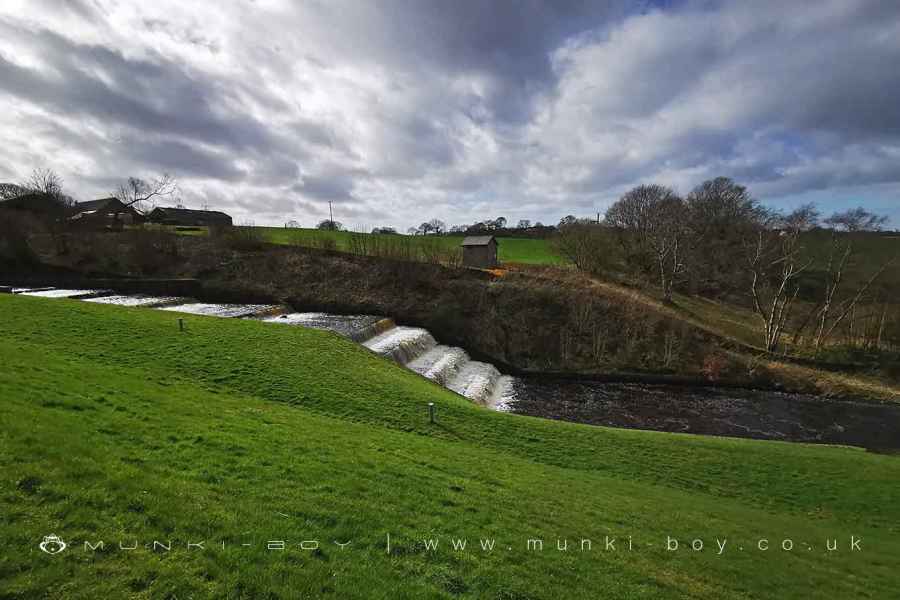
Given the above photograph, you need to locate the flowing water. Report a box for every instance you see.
[264,312,394,342]
[19,288,101,298]
[7,284,898,447]
[363,326,438,365]
[84,295,183,307]
[160,302,279,318]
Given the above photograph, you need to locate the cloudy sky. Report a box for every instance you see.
[1,0,899,230]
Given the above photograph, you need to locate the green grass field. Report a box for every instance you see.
[1,294,898,598]
[243,226,562,265]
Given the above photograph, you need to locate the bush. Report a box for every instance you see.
[219,225,266,251]
[0,212,41,266]
[126,228,181,274]
[416,237,461,267]
[552,224,619,275]
[312,236,338,252]
[701,352,732,381]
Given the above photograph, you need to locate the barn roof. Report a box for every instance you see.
[460,235,498,247]
[73,197,120,212]
[150,206,232,220]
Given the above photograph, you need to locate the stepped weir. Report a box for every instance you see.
[7,286,515,409]
[7,284,900,447]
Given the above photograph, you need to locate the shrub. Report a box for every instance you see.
[312,236,338,252]
[552,224,620,275]
[220,224,266,251]
[701,352,730,381]
[126,228,181,274]
[0,212,41,266]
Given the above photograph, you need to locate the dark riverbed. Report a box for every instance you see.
[508,379,900,450]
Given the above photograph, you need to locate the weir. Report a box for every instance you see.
[362,326,438,365]
[6,286,515,409]
[19,288,106,299]
[160,302,280,318]
[84,295,184,307]
[7,285,900,447]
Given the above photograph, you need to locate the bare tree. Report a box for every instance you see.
[552,221,621,276]
[812,207,894,355]
[606,184,686,302]
[114,173,177,213]
[20,168,73,207]
[427,218,446,235]
[685,177,767,297]
[558,215,577,228]
[316,219,343,231]
[517,219,531,229]
[824,207,888,233]
[745,208,814,353]
[647,194,687,303]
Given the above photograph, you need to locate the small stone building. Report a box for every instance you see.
[460,235,499,268]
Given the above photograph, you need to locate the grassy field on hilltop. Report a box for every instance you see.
[167,224,563,265]
[166,224,899,275]
[256,227,563,265]
[2,295,899,598]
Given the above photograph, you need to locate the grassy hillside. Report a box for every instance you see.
[258,227,561,265]
[1,295,898,598]
[172,225,562,265]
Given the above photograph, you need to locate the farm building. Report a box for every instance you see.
[147,207,233,227]
[460,235,499,268]
[68,197,143,228]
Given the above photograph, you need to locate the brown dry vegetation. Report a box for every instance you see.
[6,228,899,401]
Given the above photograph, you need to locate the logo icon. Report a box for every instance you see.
[39,534,67,555]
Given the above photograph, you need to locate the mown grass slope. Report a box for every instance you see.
[1,295,898,598]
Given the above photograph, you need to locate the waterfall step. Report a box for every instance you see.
[5,284,517,411]
[446,361,502,404]
[160,302,280,318]
[407,346,470,385]
[19,288,107,299]
[263,313,391,342]
[362,326,437,365]
[488,375,517,411]
[84,295,185,307]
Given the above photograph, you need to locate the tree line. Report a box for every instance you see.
[555,177,897,355]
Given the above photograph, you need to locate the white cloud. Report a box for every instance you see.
[0,0,898,229]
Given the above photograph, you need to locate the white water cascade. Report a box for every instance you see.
[4,285,516,409]
[160,302,279,318]
[362,326,437,365]
[359,325,514,407]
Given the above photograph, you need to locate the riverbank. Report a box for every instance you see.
[6,287,899,449]
[8,231,900,402]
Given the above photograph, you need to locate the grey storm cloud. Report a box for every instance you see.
[292,173,357,203]
[0,0,899,228]
[0,22,287,154]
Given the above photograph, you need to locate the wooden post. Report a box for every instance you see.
[428,402,436,424]
[178,318,185,332]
